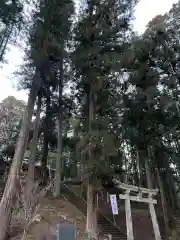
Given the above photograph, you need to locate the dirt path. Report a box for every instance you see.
[9,197,86,240]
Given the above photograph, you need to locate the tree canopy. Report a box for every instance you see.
[1,0,180,239]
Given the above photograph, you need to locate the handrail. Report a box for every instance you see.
[62,183,123,233]
[97,191,123,232]
[61,193,86,234]
[61,194,86,223]
[63,183,87,204]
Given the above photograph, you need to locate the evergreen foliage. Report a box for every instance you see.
[2,0,180,238]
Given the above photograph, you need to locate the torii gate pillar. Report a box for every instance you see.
[114,180,162,240]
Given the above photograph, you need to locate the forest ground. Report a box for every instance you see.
[8,197,86,240]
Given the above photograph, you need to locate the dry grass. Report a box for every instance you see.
[8,196,86,240]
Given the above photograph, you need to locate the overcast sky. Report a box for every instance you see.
[0,0,178,102]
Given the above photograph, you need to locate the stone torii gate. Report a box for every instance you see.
[113,180,162,240]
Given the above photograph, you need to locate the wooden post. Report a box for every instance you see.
[125,190,134,240]
[149,194,162,240]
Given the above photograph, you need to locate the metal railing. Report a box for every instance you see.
[60,193,86,235]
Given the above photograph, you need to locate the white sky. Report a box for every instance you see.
[0,0,178,102]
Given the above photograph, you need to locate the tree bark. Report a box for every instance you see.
[41,137,49,169]
[0,71,41,240]
[86,87,97,238]
[28,96,41,180]
[137,150,143,187]
[41,97,50,168]
[54,56,63,197]
[54,116,63,196]
[0,29,6,50]
[86,181,97,238]
[71,128,78,178]
[0,24,13,62]
[144,156,153,189]
[124,155,128,183]
[156,168,170,238]
[71,152,77,178]
[41,135,48,168]
[167,170,177,213]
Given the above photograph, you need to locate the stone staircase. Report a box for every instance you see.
[62,184,127,240]
[97,213,127,240]
[62,184,166,240]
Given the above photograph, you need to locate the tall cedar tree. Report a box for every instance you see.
[0,0,74,238]
[72,0,138,236]
[0,0,23,62]
[121,4,180,235]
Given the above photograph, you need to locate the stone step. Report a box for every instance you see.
[62,186,166,240]
[62,187,127,240]
[98,215,127,240]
